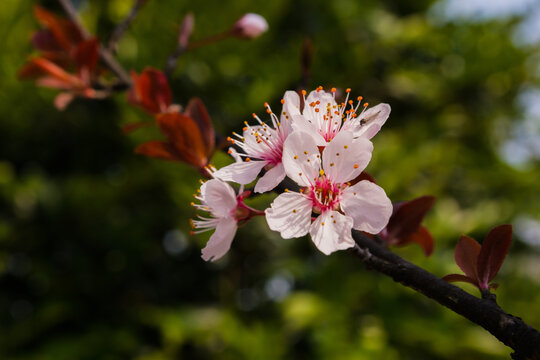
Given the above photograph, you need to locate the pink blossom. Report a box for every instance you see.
[265,130,392,255]
[213,91,299,193]
[291,87,391,146]
[191,178,258,261]
[231,13,269,39]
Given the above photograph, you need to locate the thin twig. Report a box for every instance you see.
[350,231,540,360]
[107,0,148,52]
[165,31,230,77]
[58,0,132,88]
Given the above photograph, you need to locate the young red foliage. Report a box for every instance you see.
[33,5,84,53]
[443,224,512,292]
[19,7,103,110]
[477,224,513,289]
[379,195,436,256]
[135,98,215,175]
[454,235,481,281]
[128,68,172,115]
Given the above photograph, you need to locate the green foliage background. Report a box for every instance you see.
[1,0,540,359]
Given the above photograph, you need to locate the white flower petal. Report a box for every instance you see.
[305,89,335,108]
[322,130,373,184]
[309,211,355,255]
[340,180,392,234]
[200,179,238,217]
[352,103,391,139]
[212,160,266,185]
[291,114,327,146]
[201,217,237,261]
[281,90,301,120]
[255,162,286,193]
[265,192,312,239]
[282,131,321,186]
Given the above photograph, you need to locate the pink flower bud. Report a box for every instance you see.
[231,13,268,39]
[178,12,194,48]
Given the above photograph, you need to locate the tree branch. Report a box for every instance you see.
[58,0,132,88]
[107,0,148,52]
[350,231,540,360]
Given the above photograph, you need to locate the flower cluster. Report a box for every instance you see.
[192,87,396,260]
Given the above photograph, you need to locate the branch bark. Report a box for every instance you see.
[107,0,148,52]
[350,231,540,360]
[58,0,132,88]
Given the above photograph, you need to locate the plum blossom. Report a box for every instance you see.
[191,176,262,261]
[265,130,392,255]
[213,91,299,193]
[291,87,391,146]
[231,13,269,39]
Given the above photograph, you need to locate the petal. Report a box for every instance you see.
[201,217,237,261]
[291,114,327,146]
[281,90,301,119]
[322,130,373,184]
[255,162,286,193]
[309,211,355,255]
[212,160,266,184]
[351,103,391,139]
[341,181,392,234]
[265,192,312,239]
[305,89,335,109]
[282,131,321,186]
[200,179,237,217]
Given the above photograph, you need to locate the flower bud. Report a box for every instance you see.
[231,13,268,39]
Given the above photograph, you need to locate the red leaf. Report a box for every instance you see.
[477,224,512,288]
[185,98,214,157]
[399,225,434,256]
[33,6,83,52]
[454,235,481,281]
[128,68,172,114]
[32,30,63,52]
[135,141,180,162]
[442,274,479,287]
[386,195,436,240]
[122,121,156,135]
[157,112,209,169]
[73,38,99,76]
[21,57,84,90]
[54,92,75,110]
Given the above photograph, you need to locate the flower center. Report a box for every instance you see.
[307,176,344,214]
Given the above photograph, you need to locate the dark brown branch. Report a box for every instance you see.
[58,0,132,88]
[350,231,540,360]
[107,0,148,52]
